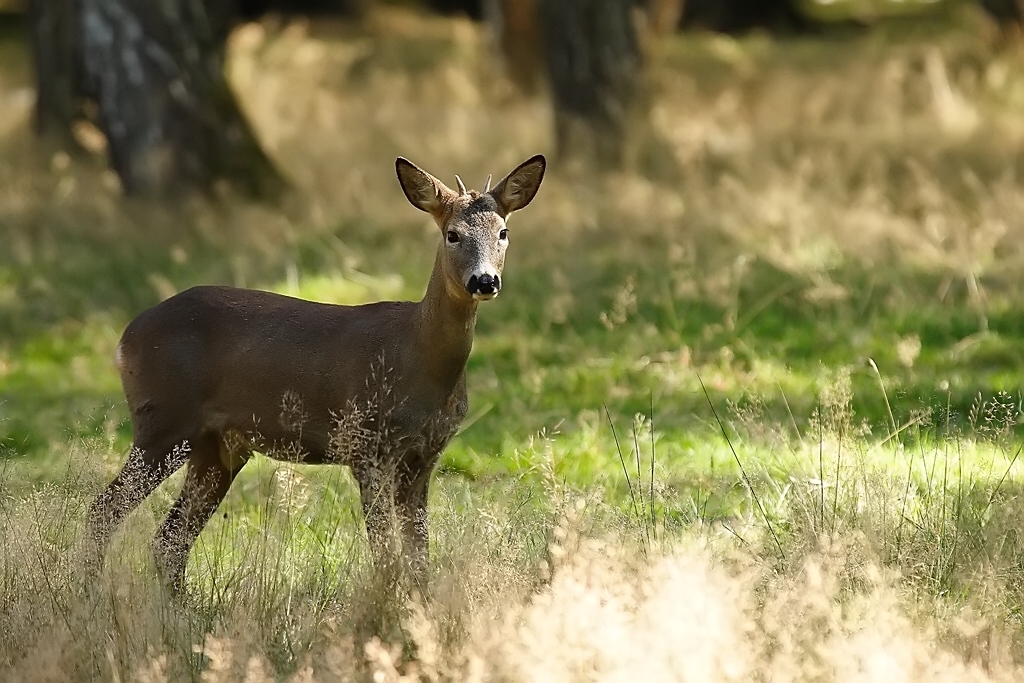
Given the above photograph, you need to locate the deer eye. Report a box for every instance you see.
[499,228,508,241]
[447,230,460,243]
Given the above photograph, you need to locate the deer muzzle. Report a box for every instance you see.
[467,273,500,299]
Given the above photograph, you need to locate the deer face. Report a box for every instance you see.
[442,194,508,301]
[396,155,546,302]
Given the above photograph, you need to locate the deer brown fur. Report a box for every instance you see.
[84,155,546,590]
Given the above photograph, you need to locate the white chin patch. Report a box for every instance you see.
[472,291,498,301]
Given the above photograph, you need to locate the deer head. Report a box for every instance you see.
[396,155,546,302]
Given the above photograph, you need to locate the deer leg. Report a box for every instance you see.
[84,436,191,576]
[356,466,401,567]
[359,471,394,556]
[395,472,430,583]
[152,436,237,593]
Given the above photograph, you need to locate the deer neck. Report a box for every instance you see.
[414,246,478,387]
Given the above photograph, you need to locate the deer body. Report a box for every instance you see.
[86,155,546,590]
[118,282,471,467]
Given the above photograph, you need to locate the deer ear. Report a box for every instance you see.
[489,155,546,216]
[396,158,457,218]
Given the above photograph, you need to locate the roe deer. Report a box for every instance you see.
[85,155,546,590]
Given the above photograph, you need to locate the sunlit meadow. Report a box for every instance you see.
[4,5,1024,680]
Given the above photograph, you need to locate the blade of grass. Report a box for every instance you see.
[698,373,784,560]
[818,398,824,535]
[649,392,656,540]
[868,358,898,439]
[778,380,804,449]
[985,442,1022,511]
[630,416,651,548]
[830,421,843,537]
[604,405,641,530]
[895,428,918,562]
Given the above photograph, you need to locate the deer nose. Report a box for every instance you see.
[467,273,500,296]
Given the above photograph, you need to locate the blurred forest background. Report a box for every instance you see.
[7,0,1024,681]
[17,0,1024,196]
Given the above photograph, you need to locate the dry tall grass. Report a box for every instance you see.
[3,443,1024,682]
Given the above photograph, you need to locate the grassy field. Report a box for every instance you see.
[5,5,1024,681]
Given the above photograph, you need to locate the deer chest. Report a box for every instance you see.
[325,381,468,466]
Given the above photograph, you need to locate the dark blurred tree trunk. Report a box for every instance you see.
[981,0,1024,28]
[29,0,81,141]
[236,0,369,20]
[28,0,286,200]
[485,0,542,94]
[426,0,482,19]
[646,0,683,36]
[680,0,808,33]
[538,0,644,169]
